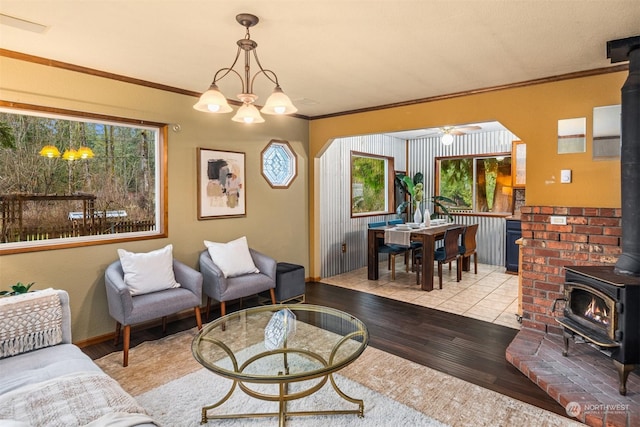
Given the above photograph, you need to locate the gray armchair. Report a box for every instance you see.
[105,259,203,367]
[199,248,277,320]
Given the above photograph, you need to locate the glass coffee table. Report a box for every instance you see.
[191,304,369,426]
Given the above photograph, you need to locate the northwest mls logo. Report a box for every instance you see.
[566,401,630,418]
[565,401,581,418]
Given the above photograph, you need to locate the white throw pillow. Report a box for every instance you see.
[204,236,260,278]
[117,244,180,296]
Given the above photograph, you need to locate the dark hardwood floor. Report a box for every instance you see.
[82,281,567,418]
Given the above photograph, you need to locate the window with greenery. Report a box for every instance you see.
[436,153,513,214]
[0,103,167,254]
[350,151,394,217]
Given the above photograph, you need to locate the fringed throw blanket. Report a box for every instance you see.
[0,372,155,426]
[0,288,63,358]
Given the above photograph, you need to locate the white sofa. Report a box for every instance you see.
[0,289,156,426]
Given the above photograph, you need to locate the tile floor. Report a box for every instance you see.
[321,258,522,329]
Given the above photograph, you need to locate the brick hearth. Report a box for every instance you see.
[507,206,639,427]
[507,329,639,426]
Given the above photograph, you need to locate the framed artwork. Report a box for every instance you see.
[557,117,586,154]
[197,148,246,220]
[593,105,621,159]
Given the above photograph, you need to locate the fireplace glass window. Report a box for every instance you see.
[569,288,612,330]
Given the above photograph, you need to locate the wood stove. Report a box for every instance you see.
[554,265,640,395]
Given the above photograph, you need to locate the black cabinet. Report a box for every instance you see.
[505,219,522,273]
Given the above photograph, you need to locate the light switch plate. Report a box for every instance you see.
[561,169,572,183]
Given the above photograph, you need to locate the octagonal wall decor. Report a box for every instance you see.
[261,139,298,189]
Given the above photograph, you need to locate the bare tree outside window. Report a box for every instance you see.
[0,104,167,254]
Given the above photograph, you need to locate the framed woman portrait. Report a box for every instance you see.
[197,148,246,219]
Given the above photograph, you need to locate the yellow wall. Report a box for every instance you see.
[0,56,310,342]
[309,71,626,278]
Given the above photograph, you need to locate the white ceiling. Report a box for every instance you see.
[0,1,638,120]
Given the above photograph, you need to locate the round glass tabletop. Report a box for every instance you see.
[192,304,369,383]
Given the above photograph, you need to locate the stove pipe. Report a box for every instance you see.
[608,36,640,276]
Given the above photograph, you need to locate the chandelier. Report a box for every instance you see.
[39,145,94,160]
[193,13,297,124]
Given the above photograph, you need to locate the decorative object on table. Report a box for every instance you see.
[197,148,246,220]
[264,308,296,350]
[0,282,35,296]
[396,172,457,224]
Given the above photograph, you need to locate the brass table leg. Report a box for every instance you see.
[200,374,364,425]
[201,380,237,424]
[329,373,365,418]
[279,381,287,427]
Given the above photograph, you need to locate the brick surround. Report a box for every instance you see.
[505,206,640,427]
[518,206,622,333]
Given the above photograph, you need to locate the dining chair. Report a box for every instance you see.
[415,227,464,288]
[458,223,479,279]
[368,221,410,280]
[388,218,423,268]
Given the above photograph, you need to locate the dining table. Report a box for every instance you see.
[367,222,466,291]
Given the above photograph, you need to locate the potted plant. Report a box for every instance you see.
[395,172,423,222]
[0,282,35,297]
[396,173,455,222]
[431,195,455,222]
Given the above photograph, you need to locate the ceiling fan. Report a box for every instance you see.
[422,124,483,145]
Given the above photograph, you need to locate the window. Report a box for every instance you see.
[350,152,394,217]
[0,102,167,254]
[261,139,297,188]
[436,153,513,214]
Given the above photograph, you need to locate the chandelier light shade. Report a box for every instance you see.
[232,101,265,124]
[193,84,233,113]
[193,13,297,123]
[77,146,95,159]
[62,148,79,161]
[39,145,61,158]
[260,86,297,115]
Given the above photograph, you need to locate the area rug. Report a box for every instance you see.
[135,368,444,426]
[95,328,583,426]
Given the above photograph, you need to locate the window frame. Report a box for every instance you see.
[350,151,395,218]
[260,139,298,189]
[435,151,513,216]
[0,101,168,255]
